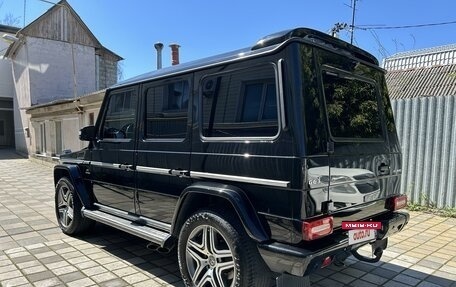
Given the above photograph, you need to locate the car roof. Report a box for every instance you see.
[111,27,378,89]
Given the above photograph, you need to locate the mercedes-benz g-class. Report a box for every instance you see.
[54,27,409,286]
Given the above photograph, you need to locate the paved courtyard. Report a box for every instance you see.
[0,149,456,287]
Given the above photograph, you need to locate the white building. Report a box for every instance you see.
[26,89,105,159]
[3,0,122,155]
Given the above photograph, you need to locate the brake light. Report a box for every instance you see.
[386,195,407,211]
[302,216,333,241]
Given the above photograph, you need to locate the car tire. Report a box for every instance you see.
[55,177,94,235]
[177,210,273,287]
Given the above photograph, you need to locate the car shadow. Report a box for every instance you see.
[311,256,455,287]
[77,223,453,287]
[78,223,183,286]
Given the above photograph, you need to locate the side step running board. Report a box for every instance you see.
[82,209,171,247]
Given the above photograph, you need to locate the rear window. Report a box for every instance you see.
[322,70,382,139]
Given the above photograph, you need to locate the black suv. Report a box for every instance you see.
[54,27,409,286]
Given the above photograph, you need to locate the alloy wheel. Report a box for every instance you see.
[56,182,74,228]
[185,225,236,287]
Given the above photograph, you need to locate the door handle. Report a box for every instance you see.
[378,163,390,175]
[169,169,190,177]
[118,163,135,171]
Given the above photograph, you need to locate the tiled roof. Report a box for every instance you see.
[386,64,456,100]
[388,43,456,59]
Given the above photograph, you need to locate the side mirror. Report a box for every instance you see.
[79,126,96,141]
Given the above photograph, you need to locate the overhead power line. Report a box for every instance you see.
[356,20,456,30]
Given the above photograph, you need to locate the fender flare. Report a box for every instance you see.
[54,164,93,208]
[172,182,269,243]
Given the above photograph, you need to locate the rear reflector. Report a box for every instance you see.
[386,195,407,211]
[302,216,333,241]
[321,256,333,268]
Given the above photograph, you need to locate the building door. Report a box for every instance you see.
[0,98,14,148]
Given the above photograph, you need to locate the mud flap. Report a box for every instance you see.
[276,274,311,287]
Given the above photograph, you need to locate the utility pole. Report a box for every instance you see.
[350,0,357,44]
[23,0,26,27]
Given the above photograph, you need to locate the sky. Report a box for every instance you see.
[1,0,456,79]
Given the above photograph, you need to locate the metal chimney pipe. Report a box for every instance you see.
[169,43,180,65]
[154,42,164,69]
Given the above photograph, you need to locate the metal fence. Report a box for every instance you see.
[391,95,456,208]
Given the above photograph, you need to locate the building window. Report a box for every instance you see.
[0,120,4,136]
[89,112,95,126]
[55,121,62,156]
[240,81,277,122]
[39,123,46,154]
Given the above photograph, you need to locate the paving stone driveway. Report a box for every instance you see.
[1,149,456,287]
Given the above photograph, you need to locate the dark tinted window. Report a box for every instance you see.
[102,90,137,139]
[202,65,278,138]
[145,80,189,139]
[240,81,277,122]
[322,71,382,139]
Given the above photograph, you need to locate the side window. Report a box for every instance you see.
[145,80,189,139]
[101,89,137,139]
[202,64,279,138]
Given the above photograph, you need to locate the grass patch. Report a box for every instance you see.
[407,203,456,218]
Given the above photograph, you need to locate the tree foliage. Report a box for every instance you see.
[324,74,382,138]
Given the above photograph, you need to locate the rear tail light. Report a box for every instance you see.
[302,216,333,241]
[386,195,407,211]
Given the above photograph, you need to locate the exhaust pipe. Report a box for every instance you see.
[146,242,172,254]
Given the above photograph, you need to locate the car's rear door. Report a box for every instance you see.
[315,49,401,224]
[135,76,193,223]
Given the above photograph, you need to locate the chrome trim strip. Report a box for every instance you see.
[191,171,289,188]
[60,159,86,164]
[90,161,119,169]
[136,166,170,176]
[277,58,286,129]
[190,152,297,159]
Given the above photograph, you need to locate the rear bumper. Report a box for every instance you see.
[258,211,409,276]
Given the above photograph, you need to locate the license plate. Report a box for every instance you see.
[348,229,376,245]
